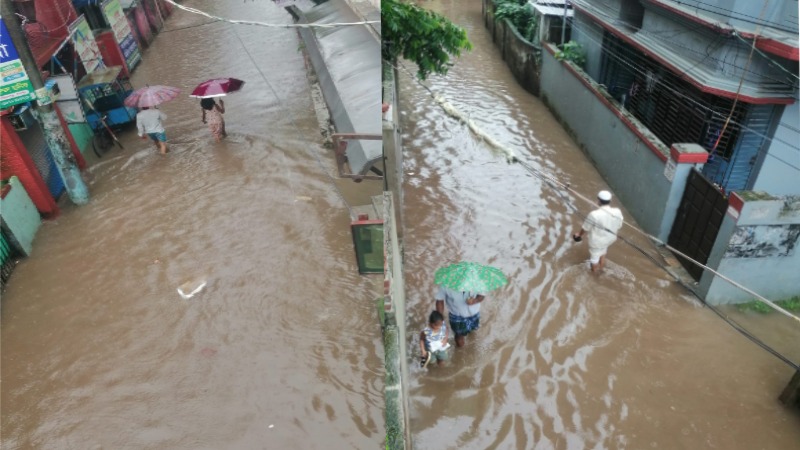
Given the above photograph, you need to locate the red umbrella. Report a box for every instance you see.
[190,78,245,99]
[124,85,181,108]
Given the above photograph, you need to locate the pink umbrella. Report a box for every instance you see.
[124,85,181,108]
[190,78,245,99]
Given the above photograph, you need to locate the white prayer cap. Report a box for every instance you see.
[598,190,612,201]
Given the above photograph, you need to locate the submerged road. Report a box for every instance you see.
[1,1,383,448]
[399,0,800,448]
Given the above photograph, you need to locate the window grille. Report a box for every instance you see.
[597,32,776,192]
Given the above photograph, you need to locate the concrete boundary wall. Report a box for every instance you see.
[700,193,800,304]
[539,43,706,241]
[382,191,410,450]
[383,63,405,236]
[482,0,541,96]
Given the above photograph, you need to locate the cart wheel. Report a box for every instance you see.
[92,131,113,157]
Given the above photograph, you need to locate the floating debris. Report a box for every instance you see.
[177,278,207,299]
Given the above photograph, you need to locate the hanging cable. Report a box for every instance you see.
[161,0,378,29]
[391,60,799,369]
[391,59,800,325]
[230,23,357,220]
[564,18,800,169]
[710,1,771,153]
[732,31,800,83]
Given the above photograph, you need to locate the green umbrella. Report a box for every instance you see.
[434,262,508,293]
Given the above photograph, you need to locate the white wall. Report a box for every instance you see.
[751,103,800,196]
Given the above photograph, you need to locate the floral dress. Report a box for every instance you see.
[206,105,226,140]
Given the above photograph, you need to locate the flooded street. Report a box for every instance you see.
[1,1,383,448]
[400,0,800,448]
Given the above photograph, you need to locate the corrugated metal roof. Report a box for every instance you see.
[532,4,575,17]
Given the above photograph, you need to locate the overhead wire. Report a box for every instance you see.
[708,3,763,153]
[228,16,357,220]
[569,15,798,106]
[116,3,358,219]
[667,0,797,34]
[390,59,800,369]
[161,0,378,29]
[569,1,800,92]
[565,17,800,168]
[564,22,800,178]
[731,30,800,83]
[390,59,800,324]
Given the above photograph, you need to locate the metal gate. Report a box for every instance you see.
[668,168,728,281]
[702,104,777,192]
[0,228,19,290]
[17,126,66,200]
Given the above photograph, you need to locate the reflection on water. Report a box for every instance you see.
[0,1,382,448]
[401,0,800,448]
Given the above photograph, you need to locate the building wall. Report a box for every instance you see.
[663,0,799,34]
[700,193,800,304]
[0,177,42,256]
[640,7,791,95]
[571,12,605,80]
[482,0,541,96]
[539,44,706,241]
[751,103,800,196]
[382,192,410,449]
[383,63,404,236]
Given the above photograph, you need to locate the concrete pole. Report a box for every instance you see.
[1,2,90,205]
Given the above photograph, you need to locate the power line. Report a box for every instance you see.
[567,18,800,168]
[391,60,800,370]
[161,0,378,29]
[570,18,800,161]
[732,30,800,83]
[709,0,768,153]
[668,0,798,34]
[570,1,800,90]
[392,59,800,323]
[230,22,357,219]
[567,16,800,102]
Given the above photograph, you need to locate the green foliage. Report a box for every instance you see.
[555,41,586,67]
[382,0,473,80]
[493,0,537,43]
[736,296,800,314]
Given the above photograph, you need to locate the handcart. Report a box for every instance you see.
[76,66,137,155]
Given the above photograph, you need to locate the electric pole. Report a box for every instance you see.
[1,2,89,205]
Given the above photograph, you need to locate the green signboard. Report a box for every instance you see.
[0,19,36,109]
[351,220,384,274]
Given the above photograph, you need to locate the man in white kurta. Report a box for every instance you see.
[573,190,624,272]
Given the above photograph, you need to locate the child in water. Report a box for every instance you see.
[419,310,450,368]
[200,98,226,142]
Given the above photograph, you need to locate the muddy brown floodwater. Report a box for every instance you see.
[400,0,800,449]
[1,1,383,448]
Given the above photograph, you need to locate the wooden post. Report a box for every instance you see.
[779,370,800,408]
[1,1,90,205]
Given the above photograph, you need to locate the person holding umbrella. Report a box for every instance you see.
[136,107,169,155]
[191,78,244,142]
[200,98,226,142]
[434,262,507,348]
[125,85,181,156]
